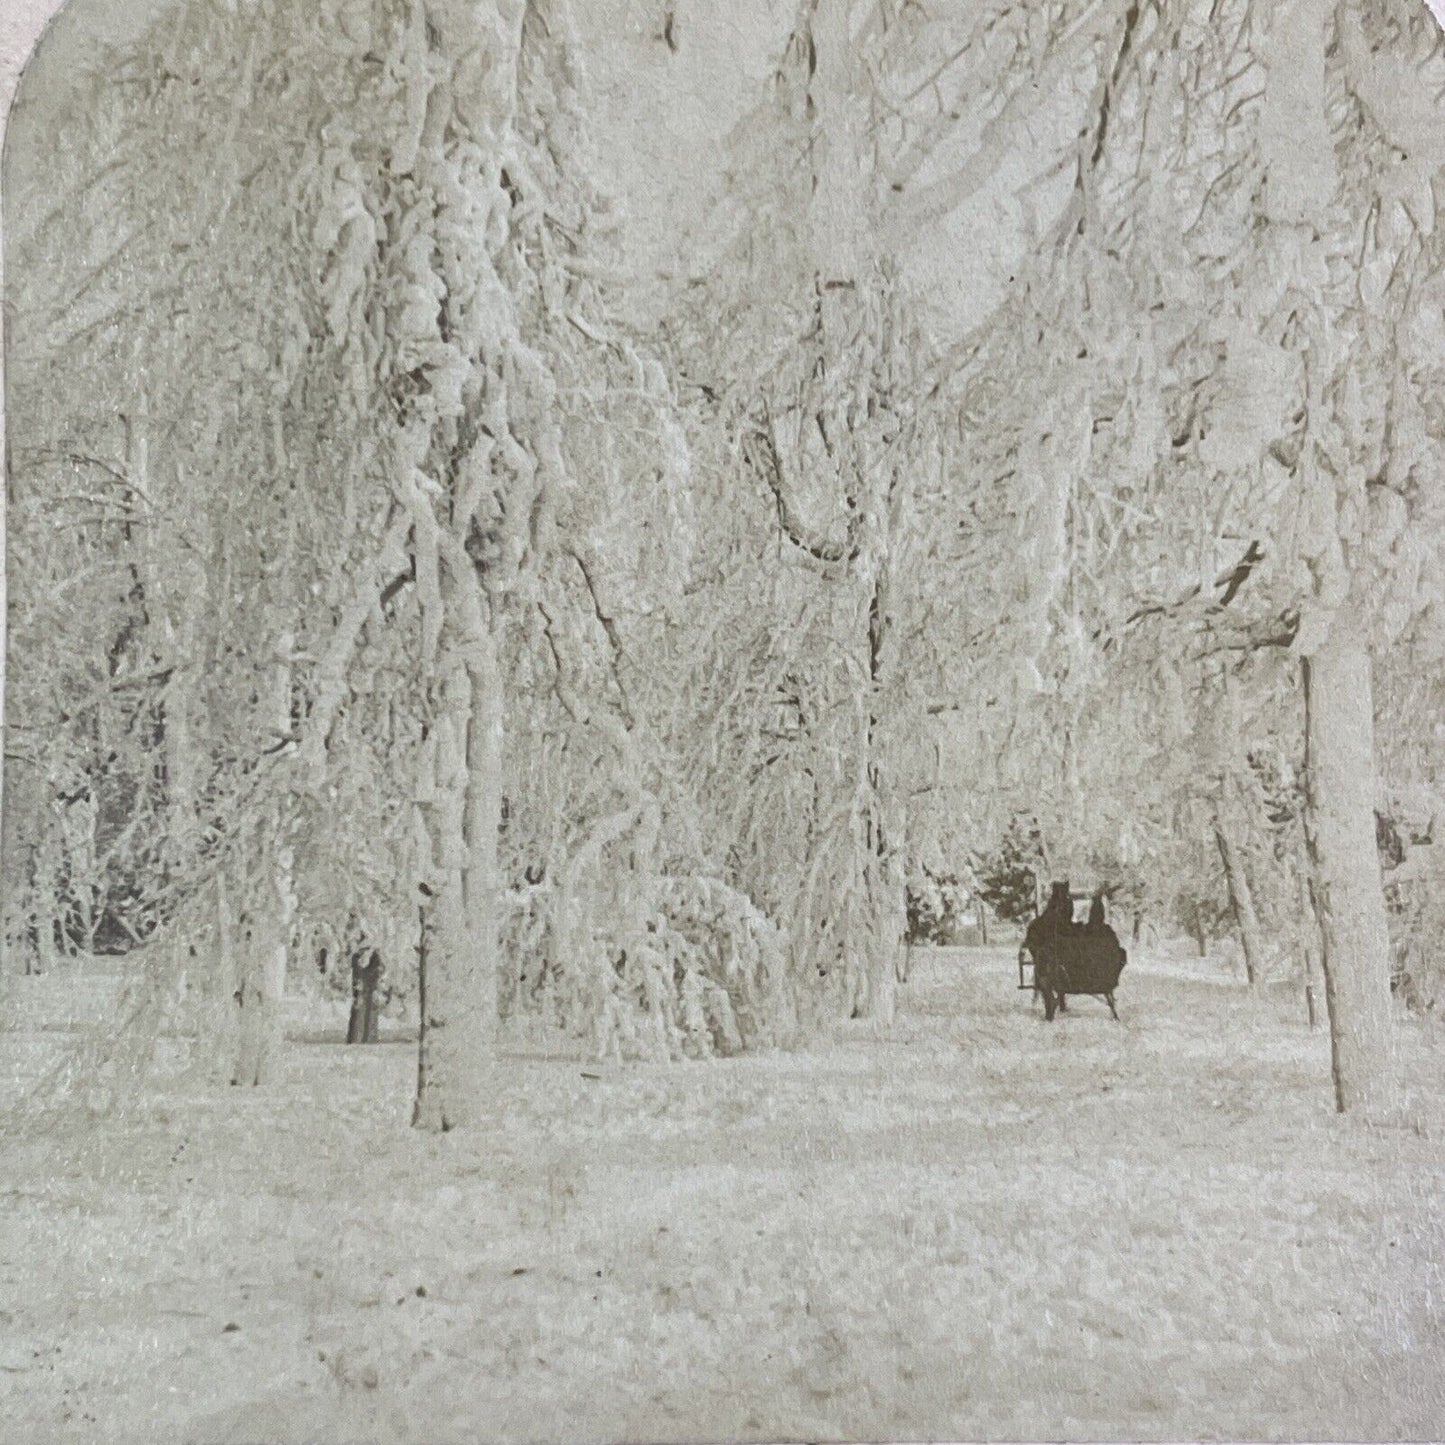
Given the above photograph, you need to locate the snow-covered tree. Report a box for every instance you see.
[6,0,808,1117]
[934,0,1445,1116]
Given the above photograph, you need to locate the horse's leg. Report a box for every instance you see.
[1042,984,1057,1021]
[1106,991,1119,1020]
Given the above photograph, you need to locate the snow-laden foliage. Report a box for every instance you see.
[937,0,1445,1111]
[652,0,1064,1023]
[7,0,1445,1127]
[3,0,803,1098]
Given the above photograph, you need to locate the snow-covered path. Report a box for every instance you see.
[3,946,1443,1442]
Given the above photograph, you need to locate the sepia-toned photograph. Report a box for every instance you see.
[2,0,1444,1439]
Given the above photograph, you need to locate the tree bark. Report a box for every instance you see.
[413,898,430,1097]
[413,630,499,1130]
[1301,633,1399,1119]
[1192,909,1209,958]
[413,658,473,1128]
[1295,840,1323,1028]
[388,0,522,1128]
[463,629,505,1044]
[0,756,43,974]
[230,639,294,1086]
[231,855,290,1086]
[232,912,265,1086]
[1215,811,1265,989]
[202,871,239,1085]
[808,0,900,1025]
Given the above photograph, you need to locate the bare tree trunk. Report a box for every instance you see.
[413,627,500,1131]
[867,806,903,1021]
[232,886,288,1087]
[1215,808,1265,989]
[413,898,430,1091]
[1192,907,1209,958]
[414,657,474,1129]
[230,641,294,1086]
[254,840,294,1082]
[1302,634,1398,1119]
[232,910,265,1086]
[163,618,199,867]
[189,500,241,1082]
[463,629,504,1045]
[0,757,43,974]
[861,671,900,1022]
[1295,840,1323,1028]
[382,0,523,1128]
[203,871,240,1085]
[809,0,899,1026]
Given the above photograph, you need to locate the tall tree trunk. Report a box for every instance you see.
[413,629,499,1131]
[809,0,899,1024]
[388,0,523,1127]
[163,616,199,868]
[1301,632,1398,1119]
[1192,907,1209,958]
[190,492,241,1080]
[1214,807,1265,989]
[1296,850,1322,1028]
[464,628,504,1037]
[863,569,900,1024]
[413,655,473,1129]
[414,899,430,1094]
[231,637,294,1086]
[232,910,265,1086]
[253,838,294,1083]
[231,849,290,1087]
[201,870,239,1085]
[0,757,42,974]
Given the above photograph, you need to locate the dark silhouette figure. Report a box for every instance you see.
[1021,881,1127,1022]
[347,943,385,1044]
[1042,880,1072,926]
[1019,881,1073,1005]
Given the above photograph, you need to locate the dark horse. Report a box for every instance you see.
[1020,882,1127,1022]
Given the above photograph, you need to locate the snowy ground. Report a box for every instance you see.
[2,946,1443,1443]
